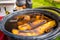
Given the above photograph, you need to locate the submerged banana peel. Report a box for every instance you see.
[12,20,56,36]
[37,20,56,35]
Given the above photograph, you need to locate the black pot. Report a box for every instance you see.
[0,9,60,40]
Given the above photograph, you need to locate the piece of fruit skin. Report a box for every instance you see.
[32,20,46,26]
[36,15,40,20]
[12,29,19,35]
[24,15,30,21]
[18,23,31,30]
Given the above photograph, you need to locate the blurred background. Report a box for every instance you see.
[32,0,60,8]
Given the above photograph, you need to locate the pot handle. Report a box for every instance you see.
[36,6,60,13]
[36,7,60,21]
